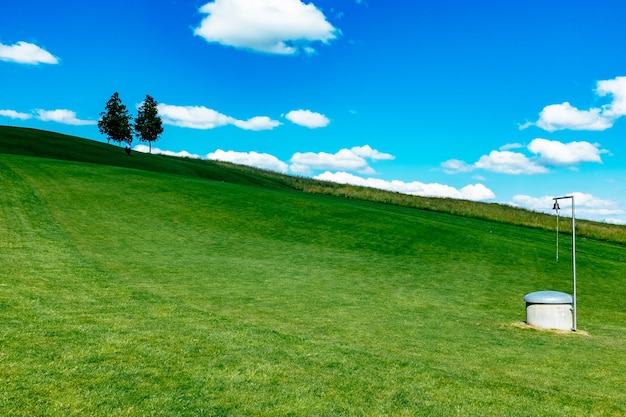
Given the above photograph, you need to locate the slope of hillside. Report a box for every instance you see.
[2,125,624,244]
[0,125,296,190]
[1,126,625,416]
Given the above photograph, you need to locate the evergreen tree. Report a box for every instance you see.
[134,95,163,154]
[98,92,133,146]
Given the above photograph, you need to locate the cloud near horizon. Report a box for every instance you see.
[0,41,59,65]
[193,0,339,55]
[315,171,495,201]
[290,145,393,175]
[133,144,493,202]
[134,144,392,177]
[510,192,624,224]
[1,108,94,125]
[158,104,280,131]
[0,109,33,120]
[35,109,96,126]
[521,76,626,132]
[442,139,608,175]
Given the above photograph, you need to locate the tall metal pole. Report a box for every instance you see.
[553,195,576,331]
[571,196,576,331]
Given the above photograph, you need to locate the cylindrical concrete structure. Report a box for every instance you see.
[524,291,573,331]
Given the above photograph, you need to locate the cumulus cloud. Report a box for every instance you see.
[314,171,495,201]
[232,116,282,131]
[290,145,392,175]
[134,145,289,173]
[351,144,395,161]
[442,139,608,175]
[35,109,96,126]
[208,149,289,172]
[134,145,203,159]
[0,41,59,65]
[534,102,611,132]
[511,192,624,223]
[528,138,608,166]
[522,76,626,132]
[194,0,339,55]
[158,104,280,131]
[0,109,32,120]
[474,150,548,175]
[285,109,330,128]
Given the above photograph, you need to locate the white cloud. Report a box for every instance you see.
[207,149,289,173]
[523,76,626,132]
[134,145,288,173]
[194,0,339,55]
[443,139,607,175]
[35,109,96,126]
[314,171,495,201]
[441,159,474,174]
[232,116,282,131]
[351,145,395,161]
[0,109,32,120]
[474,150,548,174]
[528,138,608,166]
[534,102,611,132]
[290,145,393,175]
[285,109,330,128]
[158,104,280,131]
[511,192,624,223]
[443,150,547,175]
[134,145,203,159]
[596,76,626,118]
[0,41,59,65]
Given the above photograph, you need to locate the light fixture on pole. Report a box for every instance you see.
[553,201,560,260]
[552,196,576,331]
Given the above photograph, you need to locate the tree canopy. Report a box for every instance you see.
[98,92,133,145]
[134,95,163,153]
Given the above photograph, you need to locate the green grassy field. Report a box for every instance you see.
[1,127,625,416]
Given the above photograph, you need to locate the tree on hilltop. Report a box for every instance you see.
[98,92,133,146]
[134,95,163,154]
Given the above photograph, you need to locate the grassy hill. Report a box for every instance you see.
[1,126,625,416]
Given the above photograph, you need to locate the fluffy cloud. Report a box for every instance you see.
[285,109,330,128]
[528,138,608,166]
[290,145,392,175]
[597,76,626,118]
[134,146,289,173]
[511,192,624,223]
[474,150,548,175]
[232,116,282,131]
[522,76,626,131]
[35,109,96,126]
[134,145,203,159]
[208,149,289,173]
[158,104,280,131]
[0,109,32,120]
[351,144,395,161]
[534,102,611,132]
[314,171,495,201]
[0,41,59,65]
[442,139,607,175]
[194,0,339,55]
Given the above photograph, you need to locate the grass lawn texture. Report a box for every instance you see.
[1,126,625,416]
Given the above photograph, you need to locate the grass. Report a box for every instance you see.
[1,127,625,416]
[2,125,624,245]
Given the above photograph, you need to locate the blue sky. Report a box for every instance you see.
[2,0,626,224]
